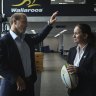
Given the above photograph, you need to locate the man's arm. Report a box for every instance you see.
[0,39,18,84]
[48,11,58,25]
[33,11,58,44]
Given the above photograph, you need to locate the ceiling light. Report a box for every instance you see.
[31,30,36,34]
[59,3,68,4]
[54,29,67,37]
[65,0,74,2]
[51,0,55,1]
[60,29,67,34]
[54,33,60,37]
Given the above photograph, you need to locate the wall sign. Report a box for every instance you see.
[3,0,96,16]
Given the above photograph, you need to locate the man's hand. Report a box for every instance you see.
[49,11,58,25]
[16,76,26,91]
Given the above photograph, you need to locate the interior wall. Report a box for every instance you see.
[63,33,75,50]
[57,35,64,52]
[43,37,59,52]
[25,22,96,52]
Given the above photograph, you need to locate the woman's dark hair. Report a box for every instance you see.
[76,24,96,46]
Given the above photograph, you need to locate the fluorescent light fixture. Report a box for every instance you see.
[54,33,60,37]
[59,3,68,4]
[31,30,36,34]
[54,29,67,37]
[51,0,55,1]
[60,29,67,34]
[65,0,74,2]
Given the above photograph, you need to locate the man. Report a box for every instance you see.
[0,11,58,96]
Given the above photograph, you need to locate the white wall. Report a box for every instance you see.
[43,37,59,51]
[43,33,75,52]
[63,33,75,50]
[58,35,64,51]
[24,22,96,52]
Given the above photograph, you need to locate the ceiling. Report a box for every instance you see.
[26,15,96,37]
[6,17,96,37]
[26,21,96,37]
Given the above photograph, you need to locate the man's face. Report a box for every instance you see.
[14,16,27,34]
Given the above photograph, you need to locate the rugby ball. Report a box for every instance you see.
[61,65,78,89]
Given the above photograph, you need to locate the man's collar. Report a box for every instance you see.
[10,30,25,40]
[10,30,18,40]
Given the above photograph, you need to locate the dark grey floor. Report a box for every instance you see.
[40,53,69,96]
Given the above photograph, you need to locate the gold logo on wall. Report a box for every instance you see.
[12,0,41,8]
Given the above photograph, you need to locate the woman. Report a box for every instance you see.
[67,24,96,96]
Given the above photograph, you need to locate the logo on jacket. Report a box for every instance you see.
[83,55,86,59]
[12,0,41,8]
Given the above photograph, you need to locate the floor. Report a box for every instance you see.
[0,53,69,96]
[36,53,69,96]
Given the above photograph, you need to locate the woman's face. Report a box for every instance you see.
[73,26,87,44]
